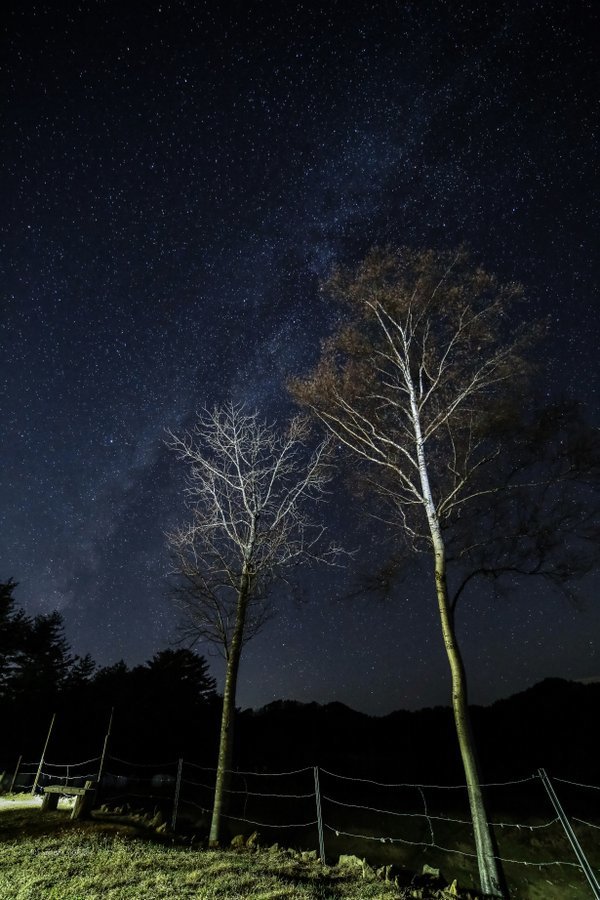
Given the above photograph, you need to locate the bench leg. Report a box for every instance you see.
[41,793,59,812]
[71,791,95,820]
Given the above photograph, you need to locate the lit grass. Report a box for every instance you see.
[0,810,402,900]
[1,805,597,898]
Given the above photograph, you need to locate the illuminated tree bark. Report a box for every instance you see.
[209,567,250,845]
[167,404,341,845]
[291,247,530,897]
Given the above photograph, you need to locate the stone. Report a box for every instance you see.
[411,863,445,891]
[150,811,164,828]
[267,843,280,853]
[337,854,363,870]
[422,864,440,878]
[245,831,261,849]
[230,834,246,849]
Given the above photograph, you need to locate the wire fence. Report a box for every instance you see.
[8,756,600,894]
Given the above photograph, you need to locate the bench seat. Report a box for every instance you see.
[41,780,96,819]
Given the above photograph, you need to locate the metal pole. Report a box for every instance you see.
[96,707,114,788]
[313,766,326,864]
[171,758,183,832]
[538,768,600,899]
[9,755,22,794]
[32,712,56,795]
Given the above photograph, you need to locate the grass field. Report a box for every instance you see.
[0,799,596,899]
[0,804,431,900]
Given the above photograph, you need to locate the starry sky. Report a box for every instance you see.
[1,1,598,715]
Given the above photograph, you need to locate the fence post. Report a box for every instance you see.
[172,758,183,832]
[538,768,600,899]
[96,707,114,791]
[32,712,56,795]
[9,755,22,794]
[313,766,326,864]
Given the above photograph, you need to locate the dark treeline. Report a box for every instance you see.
[0,579,221,770]
[1,578,597,785]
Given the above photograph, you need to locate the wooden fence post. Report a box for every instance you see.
[31,713,56,796]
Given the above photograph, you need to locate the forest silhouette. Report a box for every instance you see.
[1,579,596,787]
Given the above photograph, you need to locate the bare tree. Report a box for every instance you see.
[167,403,340,844]
[291,246,539,898]
[353,400,600,613]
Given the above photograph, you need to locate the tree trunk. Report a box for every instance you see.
[432,533,505,898]
[209,572,250,846]
[408,390,505,898]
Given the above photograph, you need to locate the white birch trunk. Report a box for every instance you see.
[409,392,504,898]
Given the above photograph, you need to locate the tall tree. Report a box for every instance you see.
[167,403,341,844]
[291,246,539,898]
[0,579,29,700]
[12,610,74,703]
[142,648,217,704]
[0,581,81,705]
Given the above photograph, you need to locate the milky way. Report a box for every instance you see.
[1,1,598,713]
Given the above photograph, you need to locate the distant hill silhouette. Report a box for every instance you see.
[236,678,599,783]
[2,676,597,787]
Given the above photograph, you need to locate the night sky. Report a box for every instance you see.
[1,1,598,715]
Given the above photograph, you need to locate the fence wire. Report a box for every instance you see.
[8,752,600,887]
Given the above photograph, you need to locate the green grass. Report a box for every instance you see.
[1,804,597,899]
[0,808,404,900]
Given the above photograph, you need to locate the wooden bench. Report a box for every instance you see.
[41,780,97,819]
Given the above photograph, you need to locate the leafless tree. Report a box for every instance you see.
[290,246,541,898]
[167,403,341,844]
[352,401,600,613]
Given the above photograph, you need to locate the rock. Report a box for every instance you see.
[267,843,280,854]
[422,864,440,878]
[230,834,246,849]
[411,863,445,891]
[246,831,261,849]
[337,854,363,870]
